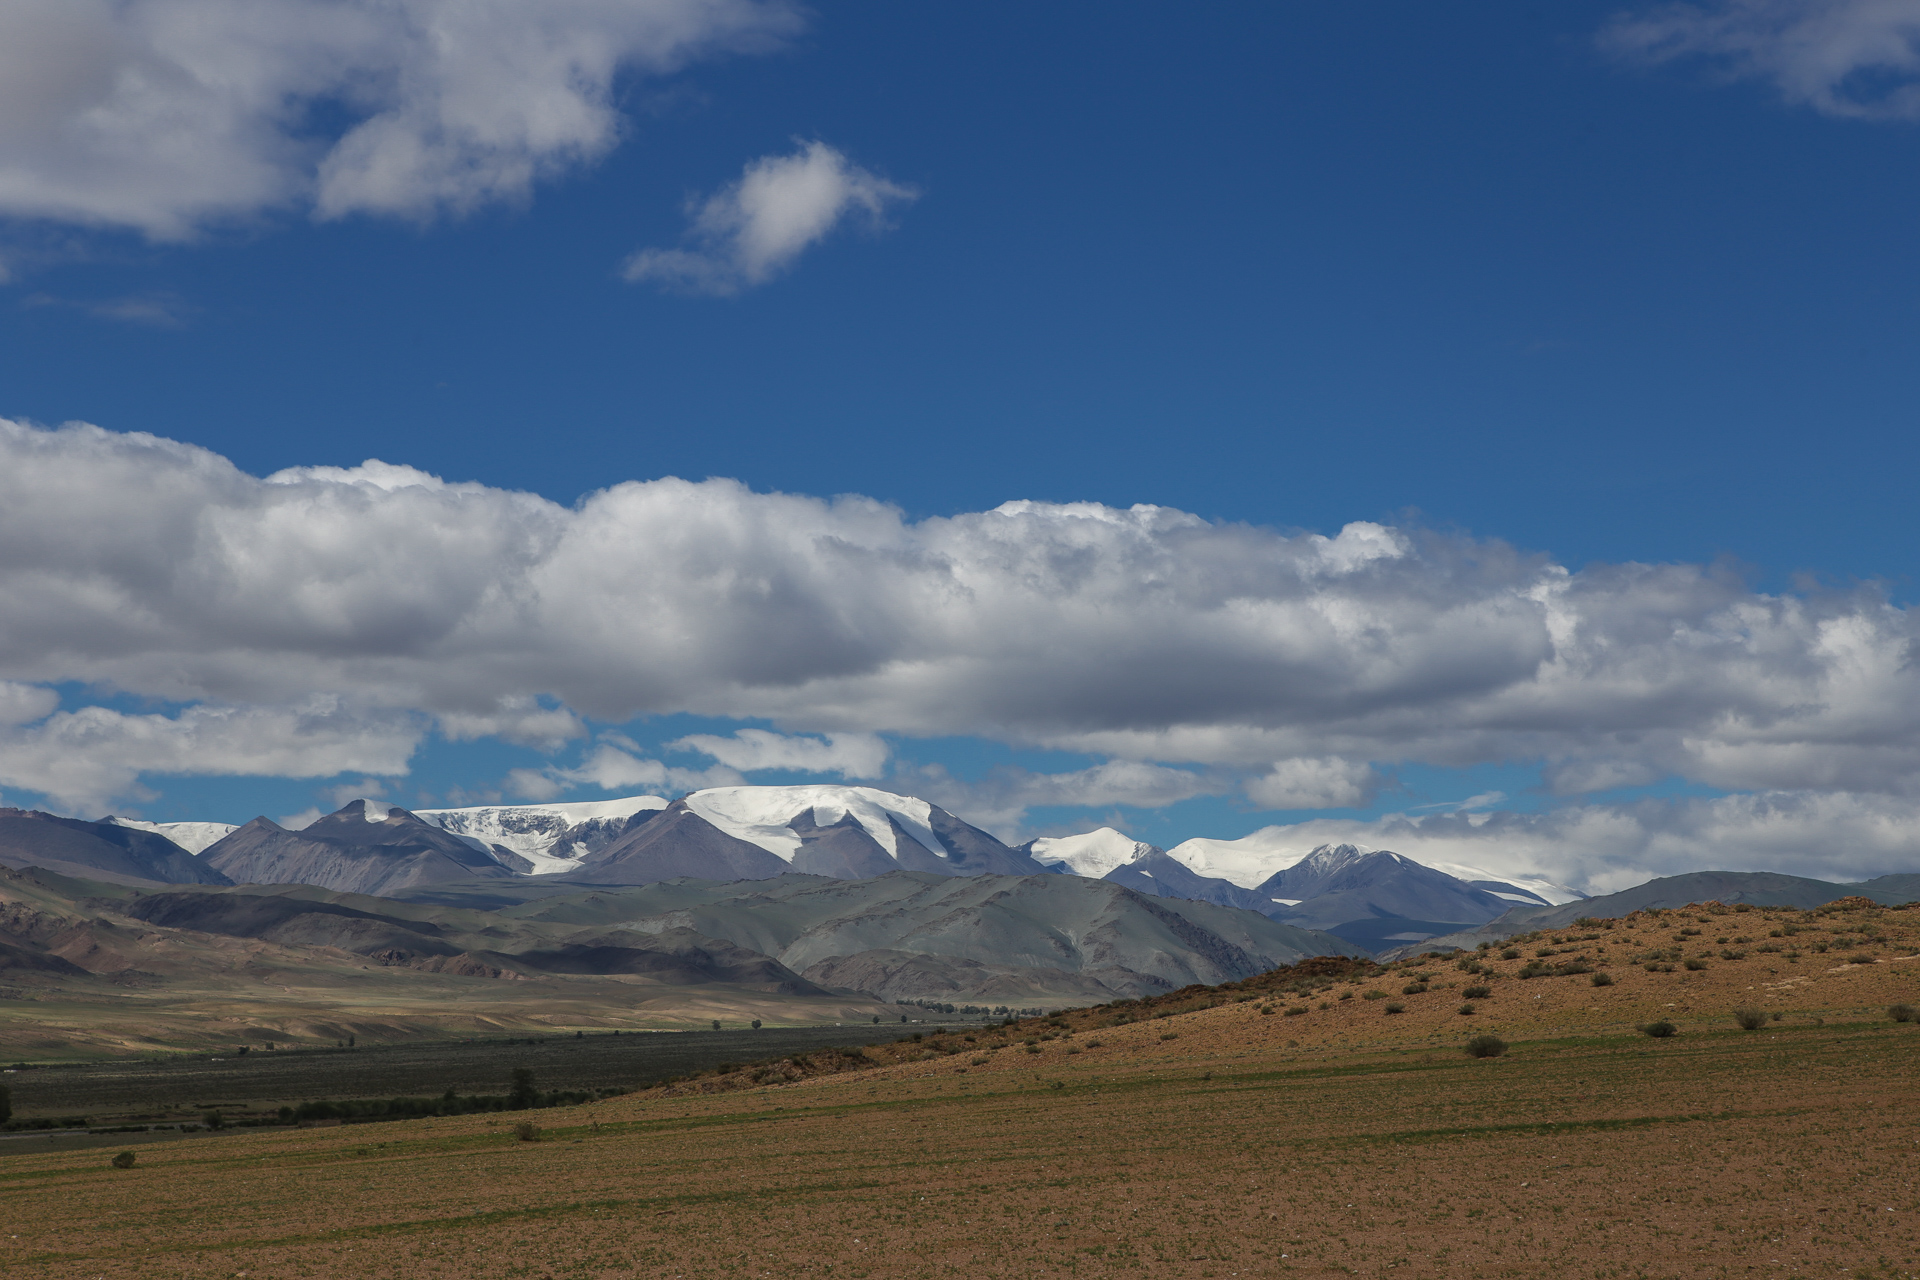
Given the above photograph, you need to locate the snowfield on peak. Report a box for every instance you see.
[415,796,668,874]
[102,817,238,855]
[1026,827,1153,879]
[1164,830,1582,904]
[682,785,946,862]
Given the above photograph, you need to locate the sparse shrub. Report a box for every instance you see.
[1284,1006,1308,1017]
[1462,985,1491,1000]
[1720,949,1747,961]
[969,1056,988,1066]
[1501,948,1521,960]
[1558,960,1593,975]
[1589,971,1614,987]
[1848,954,1876,965]
[1338,991,1353,1001]
[1159,1032,1178,1041]
[1401,983,1426,995]
[1889,1004,1918,1023]
[1362,990,1387,1001]
[1258,1005,1274,1015]
[1086,1039,1103,1048]
[1025,1045,1041,1054]
[110,1150,136,1168]
[1733,1008,1766,1031]
[202,1110,225,1130]
[1383,1002,1405,1015]
[1318,1000,1331,1010]
[1457,1003,1476,1015]
[1770,1011,1783,1022]
[1683,958,1707,971]
[1465,1034,1507,1058]
[513,1121,541,1142]
[1639,1019,1678,1038]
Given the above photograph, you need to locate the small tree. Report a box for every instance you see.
[0,1083,10,1124]
[508,1068,538,1110]
[750,1019,762,1029]
[203,1110,225,1130]
[711,1020,721,1032]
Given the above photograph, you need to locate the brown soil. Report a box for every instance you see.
[2,900,1916,1278]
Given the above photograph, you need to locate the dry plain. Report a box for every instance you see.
[3,899,1918,1279]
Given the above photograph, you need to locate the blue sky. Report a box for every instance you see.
[1,1,1918,887]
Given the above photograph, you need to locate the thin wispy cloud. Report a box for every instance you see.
[622,141,918,294]
[1604,0,1920,120]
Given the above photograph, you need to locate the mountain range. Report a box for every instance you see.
[0,782,1910,992]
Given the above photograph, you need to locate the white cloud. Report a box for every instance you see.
[1165,790,1920,896]
[902,760,1226,839]
[0,0,801,238]
[1603,0,1920,120]
[507,743,742,801]
[668,728,888,778]
[1243,757,1377,810]
[0,695,419,815]
[622,140,917,294]
[277,806,324,830]
[9,420,1920,828]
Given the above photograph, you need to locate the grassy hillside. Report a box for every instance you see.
[0,897,1914,1277]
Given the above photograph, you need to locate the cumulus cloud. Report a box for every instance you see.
[7,419,1920,824]
[1603,0,1920,119]
[1166,790,1920,895]
[0,0,800,238]
[622,141,917,293]
[669,728,889,778]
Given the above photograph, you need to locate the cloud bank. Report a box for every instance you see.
[3,420,1920,837]
[0,0,800,237]
[1605,0,1920,119]
[623,141,918,294]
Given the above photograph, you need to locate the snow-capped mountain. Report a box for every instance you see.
[102,817,239,856]
[1163,833,1583,906]
[575,785,1046,886]
[1022,827,1154,878]
[414,796,667,874]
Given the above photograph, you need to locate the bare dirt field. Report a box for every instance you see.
[2,899,1916,1279]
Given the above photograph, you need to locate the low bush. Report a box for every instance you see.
[1158,1032,1178,1041]
[1457,1003,1476,1015]
[1465,1034,1507,1059]
[1683,958,1707,971]
[1590,972,1614,987]
[1500,948,1521,960]
[1847,954,1877,965]
[1383,1002,1406,1015]
[1733,1008,1766,1031]
[1401,983,1427,995]
[1889,1004,1918,1023]
[1461,984,1492,1000]
[1362,990,1387,1001]
[110,1151,135,1169]
[1639,1019,1678,1038]
[1284,1006,1308,1017]
[512,1121,541,1142]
